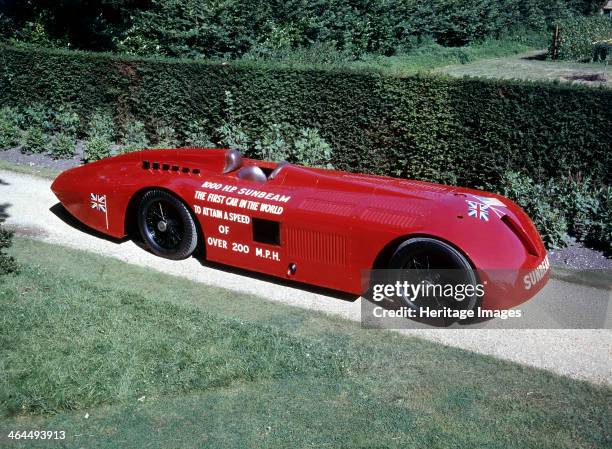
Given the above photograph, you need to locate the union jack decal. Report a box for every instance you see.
[90,193,109,229]
[467,200,489,221]
[469,195,507,219]
[90,193,106,212]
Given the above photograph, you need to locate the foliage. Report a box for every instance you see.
[21,104,54,133]
[551,15,612,61]
[254,124,292,162]
[83,136,112,162]
[20,126,47,154]
[154,124,180,148]
[115,0,574,59]
[1,44,609,181]
[87,111,115,141]
[0,107,22,149]
[45,106,80,159]
[120,120,149,153]
[589,186,612,252]
[0,227,18,276]
[242,41,357,66]
[501,172,570,247]
[53,107,80,136]
[240,33,551,74]
[292,128,333,168]
[83,112,115,161]
[570,0,612,15]
[216,123,251,154]
[6,13,68,49]
[557,177,612,252]
[501,171,611,251]
[251,124,332,167]
[0,1,589,59]
[0,1,128,51]
[49,132,76,159]
[1,103,80,156]
[184,119,214,147]
[1,104,81,155]
[593,40,611,62]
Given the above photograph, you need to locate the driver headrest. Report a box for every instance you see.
[223,149,243,174]
[237,166,267,183]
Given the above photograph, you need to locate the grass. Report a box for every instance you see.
[347,38,545,75]
[0,237,610,448]
[239,37,546,76]
[435,51,610,87]
[0,159,60,180]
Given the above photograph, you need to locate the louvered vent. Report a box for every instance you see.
[286,227,348,265]
[360,208,417,228]
[142,160,200,174]
[299,199,353,217]
[364,198,421,214]
[398,180,449,192]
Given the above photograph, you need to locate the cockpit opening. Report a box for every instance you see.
[223,149,289,182]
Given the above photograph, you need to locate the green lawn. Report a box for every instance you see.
[348,39,543,76]
[435,51,610,87]
[0,237,610,448]
[0,160,59,180]
[249,38,544,76]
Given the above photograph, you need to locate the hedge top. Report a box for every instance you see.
[1,43,611,191]
[2,42,611,90]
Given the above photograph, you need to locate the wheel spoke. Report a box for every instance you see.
[143,200,185,251]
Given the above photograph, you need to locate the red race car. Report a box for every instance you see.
[51,148,550,312]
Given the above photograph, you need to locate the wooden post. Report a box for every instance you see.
[551,25,560,60]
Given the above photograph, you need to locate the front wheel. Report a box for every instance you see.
[389,237,479,315]
[137,190,198,260]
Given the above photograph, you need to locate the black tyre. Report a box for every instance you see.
[137,189,198,260]
[389,237,479,315]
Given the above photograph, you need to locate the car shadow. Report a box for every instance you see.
[520,51,547,60]
[51,201,358,303]
[49,203,129,244]
[198,257,360,303]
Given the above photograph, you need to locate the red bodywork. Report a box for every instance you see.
[51,149,550,309]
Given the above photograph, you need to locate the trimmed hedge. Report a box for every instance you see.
[1,44,610,190]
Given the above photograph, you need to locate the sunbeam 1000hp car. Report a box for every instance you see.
[51,148,550,312]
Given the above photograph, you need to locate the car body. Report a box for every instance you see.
[51,148,550,310]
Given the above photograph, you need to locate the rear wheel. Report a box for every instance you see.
[137,190,198,260]
[389,237,479,316]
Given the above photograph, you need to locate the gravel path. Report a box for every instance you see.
[1,168,610,385]
[549,244,612,270]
